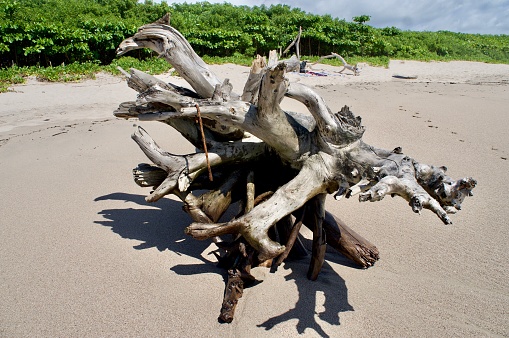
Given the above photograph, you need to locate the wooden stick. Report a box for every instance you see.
[245,171,255,213]
[282,26,302,59]
[274,209,306,267]
[195,104,213,181]
[310,52,360,75]
[307,194,327,281]
[253,191,273,205]
[218,269,244,323]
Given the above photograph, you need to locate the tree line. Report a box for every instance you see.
[1,0,508,68]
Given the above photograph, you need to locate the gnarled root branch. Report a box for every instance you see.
[186,155,329,261]
[115,14,477,324]
[131,125,267,202]
[356,152,477,225]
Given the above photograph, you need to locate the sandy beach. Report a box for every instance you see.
[1,60,508,337]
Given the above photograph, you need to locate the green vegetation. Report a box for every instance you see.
[0,56,174,92]
[1,0,508,92]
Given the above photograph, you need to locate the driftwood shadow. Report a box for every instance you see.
[94,193,353,334]
[258,257,353,337]
[94,193,215,264]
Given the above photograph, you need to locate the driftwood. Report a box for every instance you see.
[311,52,361,75]
[282,26,302,59]
[114,14,476,322]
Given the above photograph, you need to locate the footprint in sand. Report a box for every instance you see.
[491,147,508,160]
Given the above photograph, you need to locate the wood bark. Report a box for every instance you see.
[114,15,477,322]
[219,269,244,323]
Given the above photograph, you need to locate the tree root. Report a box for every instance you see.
[113,15,477,323]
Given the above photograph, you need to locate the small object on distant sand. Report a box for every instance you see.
[393,74,418,79]
[310,53,361,75]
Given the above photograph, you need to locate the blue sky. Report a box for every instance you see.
[163,0,509,35]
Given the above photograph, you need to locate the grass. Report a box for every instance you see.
[0,54,256,92]
[0,62,101,92]
[0,52,503,93]
[202,52,255,67]
[0,57,158,93]
[0,54,392,92]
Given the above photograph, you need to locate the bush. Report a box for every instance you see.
[0,0,508,70]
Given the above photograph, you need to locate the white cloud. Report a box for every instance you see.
[164,0,509,34]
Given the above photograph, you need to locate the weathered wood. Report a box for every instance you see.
[114,15,477,323]
[196,170,241,222]
[241,55,266,104]
[307,194,327,280]
[194,104,213,181]
[130,125,267,202]
[219,269,244,323]
[311,52,361,75]
[120,14,475,261]
[282,26,302,59]
[287,208,380,269]
[117,13,223,99]
[245,171,255,213]
[113,69,243,145]
[322,211,379,268]
[274,210,306,267]
[186,155,330,261]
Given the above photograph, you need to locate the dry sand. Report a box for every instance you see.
[1,60,508,337]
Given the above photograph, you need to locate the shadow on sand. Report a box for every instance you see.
[94,192,354,336]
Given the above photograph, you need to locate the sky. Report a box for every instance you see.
[164,0,509,35]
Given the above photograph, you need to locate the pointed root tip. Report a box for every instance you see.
[218,312,234,323]
[358,192,371,202]
[131,124,144,135]
[185,223,223,240]
[145,192,162,203]
[116,66,130,77]
[462,177,477,189]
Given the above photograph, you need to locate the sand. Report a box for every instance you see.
[1,60,508,337]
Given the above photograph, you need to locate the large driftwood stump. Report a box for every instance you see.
[114,14,476,322]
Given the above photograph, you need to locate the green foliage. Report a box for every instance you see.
[0,61,100,92]
[353,15,371,25]
[0,0,170,67]
[0,56,176,92]
[0,0,508,92]
[0,65,25,92]
[33,61,100,81]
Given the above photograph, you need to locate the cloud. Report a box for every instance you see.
[166,0,509,34]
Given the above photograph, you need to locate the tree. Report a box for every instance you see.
[353,14,371,25]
